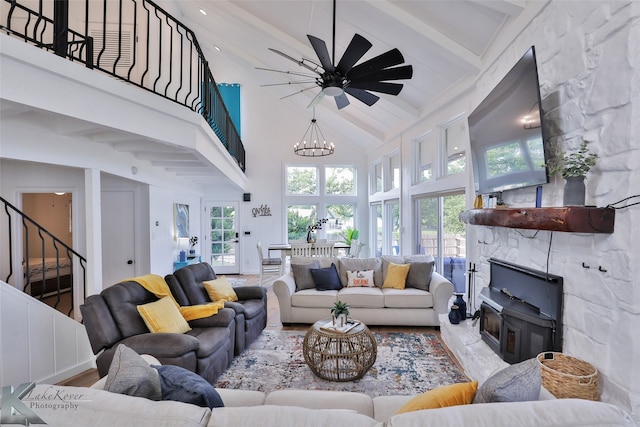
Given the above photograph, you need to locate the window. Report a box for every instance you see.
[325,166,355,195]
[285,164,357,242]
[373,162,382,193]
[371,203,382,257]
[415,192,466,293]
[286,166,317,195]
[444,119,467,176]
[287,204,317,240]
[325,204,355,241]
[387,200,400,255]
[415,132,434,183]
[389,153,401,190]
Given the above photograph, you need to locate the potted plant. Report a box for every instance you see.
[546,140,598,206]
[330,300,350,327]
[189,236,198,255]
[339,227,363,256]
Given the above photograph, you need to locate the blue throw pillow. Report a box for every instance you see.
[154,365,224,409]
[309,263,343,291]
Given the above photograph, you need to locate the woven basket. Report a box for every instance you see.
[537,352,599,400]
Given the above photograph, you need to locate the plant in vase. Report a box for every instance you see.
[306,218,328,243]
[330,300,350,327]
[545,140,598,206]
[189,236,198,255]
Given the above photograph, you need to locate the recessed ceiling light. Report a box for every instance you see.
[199,9,207,16]
[214,45,222,52]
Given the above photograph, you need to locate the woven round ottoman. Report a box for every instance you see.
[303,319,377,382]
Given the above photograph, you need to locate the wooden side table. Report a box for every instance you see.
[302,319,377,382]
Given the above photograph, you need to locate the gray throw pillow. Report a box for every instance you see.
[105,344,162,400]
[405,261,435,291]
[291,261,320,291]
[473,358,541,403]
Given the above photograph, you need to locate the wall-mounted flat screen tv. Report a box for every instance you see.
[468,46,550,195]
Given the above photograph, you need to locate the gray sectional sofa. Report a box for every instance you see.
[273,255,454,326]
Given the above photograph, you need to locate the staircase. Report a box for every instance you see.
[1,196,86,318]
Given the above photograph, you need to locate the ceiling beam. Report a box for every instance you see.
[472,0,526,16]
[367,0,481,71]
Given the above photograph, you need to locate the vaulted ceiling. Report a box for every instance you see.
[171,0,528,147]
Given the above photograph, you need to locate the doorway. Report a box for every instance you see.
[206,202,239,274]
[101,190,136,286]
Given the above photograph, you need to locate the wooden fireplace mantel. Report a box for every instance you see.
[459,207,615,233]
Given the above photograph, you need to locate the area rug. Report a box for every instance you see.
[215,330,468,397]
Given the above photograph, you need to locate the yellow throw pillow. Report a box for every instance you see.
[137,296,191,334]
[395,381,478,414]
[382,262,411,289]
[203,276,238,302]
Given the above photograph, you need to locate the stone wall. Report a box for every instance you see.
[469,0,639,420]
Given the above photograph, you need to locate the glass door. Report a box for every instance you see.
[206,202,239,274]
[414,192,466,292]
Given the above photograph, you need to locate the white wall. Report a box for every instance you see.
[0,281,94,387]
[467,0,640,420]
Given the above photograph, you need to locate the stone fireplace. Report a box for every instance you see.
[478,259,563,364]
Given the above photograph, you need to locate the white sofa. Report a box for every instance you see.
[4,383,636,427]
[273,255,454,326]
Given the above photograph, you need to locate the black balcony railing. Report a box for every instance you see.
[1,0,245,171]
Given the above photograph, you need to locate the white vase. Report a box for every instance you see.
[333,314,348,327]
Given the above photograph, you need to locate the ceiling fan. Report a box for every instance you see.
[260,0,413,110]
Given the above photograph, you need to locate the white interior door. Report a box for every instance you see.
[206,202,239,274]
[101,191,136,286]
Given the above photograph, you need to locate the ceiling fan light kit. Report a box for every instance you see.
[263,0,413,110]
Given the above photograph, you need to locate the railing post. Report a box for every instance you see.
[85,35,94,69]
[53,0,69,57]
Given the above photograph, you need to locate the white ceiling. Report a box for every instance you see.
[2,1,532,186]
[170,0,527,146]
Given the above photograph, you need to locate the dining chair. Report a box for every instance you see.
[313,242,335,257]
[349,240,361,258]
[256,241,282,286]
[290,242,312,257]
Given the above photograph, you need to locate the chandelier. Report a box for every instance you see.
[293,109,334,157]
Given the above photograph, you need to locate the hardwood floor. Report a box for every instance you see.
[58,273,456,387]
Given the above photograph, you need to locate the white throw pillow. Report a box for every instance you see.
[346,270,375,287]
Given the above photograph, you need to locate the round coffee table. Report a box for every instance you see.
[302,318,377,381]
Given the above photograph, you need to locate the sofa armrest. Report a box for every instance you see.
[188,307,236,328]
[224,301,246,315]
[429,271,454,314]
[273,272,296,323]
[234,286,267,301]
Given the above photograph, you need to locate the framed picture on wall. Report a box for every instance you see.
[174,203,189,239]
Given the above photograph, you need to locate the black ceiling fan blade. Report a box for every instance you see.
[347,48,405,81]
[348,81,404,96]
[268,48,319,74]
[336,34,372,75]
[344,87,379,106]
[349,65,413,84]
[307,35,335,72]
[334,93,350,109]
